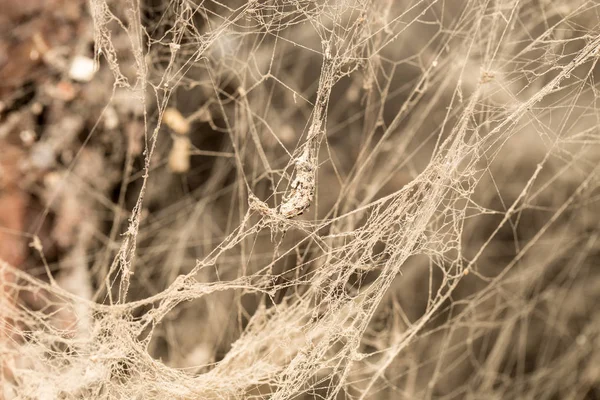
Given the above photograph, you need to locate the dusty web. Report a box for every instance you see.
[1,0,600,398]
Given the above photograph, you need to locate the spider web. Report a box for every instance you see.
[2,0,600,398]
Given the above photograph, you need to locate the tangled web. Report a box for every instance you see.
[2,0,600,398]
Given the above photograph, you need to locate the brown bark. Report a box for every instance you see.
[0,141,28,391]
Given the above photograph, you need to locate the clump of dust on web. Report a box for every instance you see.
[2,0,600,398]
